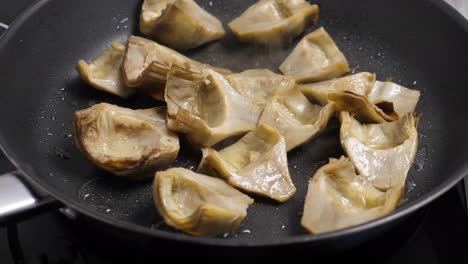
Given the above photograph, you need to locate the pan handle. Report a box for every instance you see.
[0,171,60,225]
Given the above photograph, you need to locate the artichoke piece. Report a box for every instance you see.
[258,87,334,151]
[299,72,376,105]
[122,36,231,89]
[148,87,166,101]
[368,81,421,116]
[279,27,350,83]
[304,75,419,123]
[165,67,264,147]
[76,43,134,98]
[228,0,319,46]
[153,168,254,237]
[340,112,418,190]
[140,0,225,50]
[301,156,403,234]
[198,124,296,202]
[73,103,179,178]
[225,69,296,108]
[329,92,398,123]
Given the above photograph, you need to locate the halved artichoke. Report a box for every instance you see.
[258,87,334,151]
[279,27,350,83]
[165,67,264,147]
[301,156,403,234]
[340,112,419,190]
[153,167,254,237]
[76,42,134,98]
[73,103,179,178]
[329,91,398,123]
[301,76,420,119]
[368,81,421,116]
[225,69,296,108]
[140,0,225,50]
[228,0,319,46]
[122,36,231,89]
[299,72,376,105]
[197,124,296,202]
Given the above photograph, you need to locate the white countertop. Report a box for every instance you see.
[446,0,468,18]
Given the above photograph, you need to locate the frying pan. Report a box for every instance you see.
[1,0,468,249]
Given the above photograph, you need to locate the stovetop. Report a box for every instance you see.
[1,178,468,262]
[2,0,468,262]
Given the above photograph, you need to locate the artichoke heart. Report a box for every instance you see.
[301,156,403,234]
[153,168,254,237]
[299,72,376,105]
[368,81,421,116]
[225,69,296,108]
[259,87,334,151]
[302,75,420,121]
[228,0,319,46]
[279,27,350,83]
[140,0,225,50]
[340,112,419,190]
[122,36,231,89]
[165,67,264,147]
[73,103,179,178]
[76,42,134,98]
[329,91,398,123]
[197,124,296,202]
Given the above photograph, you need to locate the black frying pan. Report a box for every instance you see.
[1,0,468,249]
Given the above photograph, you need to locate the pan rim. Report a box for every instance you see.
[1,0,468,247]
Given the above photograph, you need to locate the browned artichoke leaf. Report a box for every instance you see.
[165,67,262,147]
[368,81,421,116]
[329,91,398,123]
[299,72,376,105]
[153,167,253,237]
[122,36,231,90]
[197,124,296,202]
[73,103,179,178]
[340,112,419,190]
[140,0,225,50]
[228,0,319,46]
[148,87,166,101]
[76,42,134,98]
[279,27,349,83]
[259,87,334,151]
[301,156,403,234]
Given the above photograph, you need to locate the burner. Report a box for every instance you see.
[1,186,467,261]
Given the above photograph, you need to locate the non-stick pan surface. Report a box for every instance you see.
[1,0,468,247]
